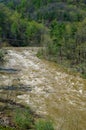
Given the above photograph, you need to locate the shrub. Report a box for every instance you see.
[0,49,4,62]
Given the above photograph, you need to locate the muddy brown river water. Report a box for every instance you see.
[0,47,86,130]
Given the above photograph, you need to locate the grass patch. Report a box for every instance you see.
[35,119,54,130]
[0,126,16,130]
[14,107,34,129]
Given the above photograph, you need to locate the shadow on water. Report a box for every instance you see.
[0,67,20,74]
[0,85,32,91]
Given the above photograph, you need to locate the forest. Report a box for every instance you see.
[0,0,86,76]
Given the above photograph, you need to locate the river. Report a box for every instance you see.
[0,47,86,130]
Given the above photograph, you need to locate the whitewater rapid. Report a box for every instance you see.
[0,47,86,130]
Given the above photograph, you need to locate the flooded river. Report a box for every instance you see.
[0,47,86,130]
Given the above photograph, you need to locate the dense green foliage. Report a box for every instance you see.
[0,0,86,76]
[0,2,46,46]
